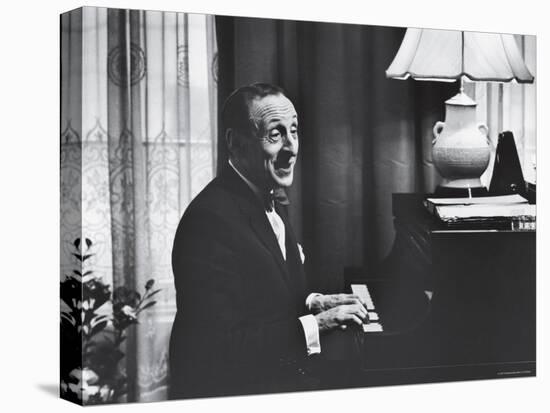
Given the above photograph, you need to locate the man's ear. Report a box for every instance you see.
[226,128,245,158]
[226,128,236,156]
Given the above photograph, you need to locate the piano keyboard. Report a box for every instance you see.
[351,284,384,333]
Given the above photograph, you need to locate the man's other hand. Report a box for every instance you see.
[309,294,367,314]
[314,304,368,333]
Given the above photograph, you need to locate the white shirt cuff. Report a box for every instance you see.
[305,292,322,311]
[298,314,321,356]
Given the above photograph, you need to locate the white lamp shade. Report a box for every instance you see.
[386,28,534,83]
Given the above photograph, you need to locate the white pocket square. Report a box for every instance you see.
[297,243,305,264]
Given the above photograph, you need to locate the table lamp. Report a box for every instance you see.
[386,28,534,195]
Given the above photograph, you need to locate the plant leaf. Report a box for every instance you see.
[91,315,109,324]
[90,320,108,337]
[139,301,157,312]
[61,313,76,326]
[145,289,161,299]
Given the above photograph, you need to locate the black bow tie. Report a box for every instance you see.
[265,188,290,211]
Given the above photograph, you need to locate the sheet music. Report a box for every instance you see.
[436,203,536,220]
[425,194,528,206]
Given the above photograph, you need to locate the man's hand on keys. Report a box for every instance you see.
[309,293,368,314]
[313,298,369,333]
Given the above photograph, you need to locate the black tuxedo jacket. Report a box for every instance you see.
[169,166,312,398]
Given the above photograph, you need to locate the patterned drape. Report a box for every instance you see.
[60,7,218,402]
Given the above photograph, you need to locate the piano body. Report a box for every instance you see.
[318,194,536,388]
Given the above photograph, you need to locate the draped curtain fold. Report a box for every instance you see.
[216,17,454,292]
[60,7,218,402]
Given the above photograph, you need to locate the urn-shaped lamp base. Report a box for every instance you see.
[432,92,491,193]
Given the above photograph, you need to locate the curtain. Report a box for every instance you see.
[216,17,455,293]
[60,7,218,402]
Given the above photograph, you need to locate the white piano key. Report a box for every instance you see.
[367,311,379,321]
[363,322,383,333]
[351,284,375,310]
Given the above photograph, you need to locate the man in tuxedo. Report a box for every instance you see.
[169,83,368,399]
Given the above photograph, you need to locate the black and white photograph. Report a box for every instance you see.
[2,0,548,412]
[59,4,538,405]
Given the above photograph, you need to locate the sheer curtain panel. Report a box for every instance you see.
[60,7,218,402]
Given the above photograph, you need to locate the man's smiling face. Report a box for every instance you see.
[239,93,299,190]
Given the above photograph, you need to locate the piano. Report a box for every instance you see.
[317,193,536,388]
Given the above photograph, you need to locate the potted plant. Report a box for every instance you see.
[60,238,160,405]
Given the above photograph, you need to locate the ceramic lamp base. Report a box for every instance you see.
[432,92,491,197]
[439,177,484,189]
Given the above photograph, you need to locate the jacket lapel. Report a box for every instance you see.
[276,204,307,304]
[218,167,293,293]
[248,212,290,283]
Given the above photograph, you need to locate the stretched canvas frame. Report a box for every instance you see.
[60,5,537,405]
